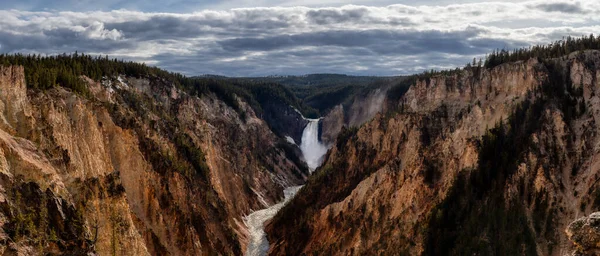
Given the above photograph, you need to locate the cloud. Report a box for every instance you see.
[218,28,524,56]
[533,2,585,14]
[0,1,599,76]
[306,8,368,25]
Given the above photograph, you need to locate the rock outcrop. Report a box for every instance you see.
[0,66,308,255]
[567,212,600,255]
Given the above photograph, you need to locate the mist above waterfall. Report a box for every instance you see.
[300,119,328,172]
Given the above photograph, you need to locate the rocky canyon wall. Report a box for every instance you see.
[321,87,389,146]
[267,51,600,255]
[0,66,307,255]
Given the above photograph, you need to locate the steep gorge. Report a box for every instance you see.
[267,51,600,255]
[0,65,308,255]
[1,42,599,256]
[245,109,330,256]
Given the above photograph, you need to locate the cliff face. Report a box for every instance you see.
[321,87,389,145]
[0,66,307,255]
[260,103,308,145]
[267,51,600,255]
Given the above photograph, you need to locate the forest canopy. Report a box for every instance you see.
[1,34,598,118]
[0,53,316,118]
[484,34,600,69]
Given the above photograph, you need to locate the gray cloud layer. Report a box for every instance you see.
[533,2,586,14]
[0,0,598,76]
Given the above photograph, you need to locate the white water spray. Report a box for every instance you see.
[244,116,330,256]
[299,119,328,172]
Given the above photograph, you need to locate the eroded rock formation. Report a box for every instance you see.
[567,212,600,255]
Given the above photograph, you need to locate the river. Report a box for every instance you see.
[244,117,327,256]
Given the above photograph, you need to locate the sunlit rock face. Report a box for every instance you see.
[0,66,309,255]
[267,51,600,256]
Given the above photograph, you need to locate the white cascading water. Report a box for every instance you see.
[299,118,328,172]
[244,118,328,256]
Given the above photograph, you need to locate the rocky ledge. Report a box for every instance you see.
[567,212,600,256]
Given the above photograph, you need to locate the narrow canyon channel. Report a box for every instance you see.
[244,118,328,256]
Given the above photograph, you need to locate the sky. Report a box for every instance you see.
[0,0,598,76]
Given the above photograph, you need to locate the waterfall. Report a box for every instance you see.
[244,115,329,256]
[299,119,328,172]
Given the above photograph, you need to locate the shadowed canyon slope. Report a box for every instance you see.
[267,50,600,256]
[0,65,309,255]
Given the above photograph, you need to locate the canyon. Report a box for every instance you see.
[0,47,598,256]
[0,64,311,255]
[267,51,600,256]
[244,114,327,256]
